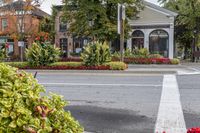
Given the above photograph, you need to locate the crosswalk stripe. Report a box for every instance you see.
[155,75,186,133]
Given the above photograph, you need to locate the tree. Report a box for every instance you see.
[62,0,143,42]
[39,17,55,43]
[0,0,44,40]
[160,0,200,59]
[0,0,45,61]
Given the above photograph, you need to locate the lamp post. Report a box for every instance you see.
[118,4,125,62]
[192,29,197,62]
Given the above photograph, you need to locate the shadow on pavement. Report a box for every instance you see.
[65,105,154,133]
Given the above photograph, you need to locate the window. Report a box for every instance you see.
[149,30,169,57]
[60,38,68,56]
[59,17,67,32]
[18,18,24,33]
[1,18,7,31]
[132,30,144,49]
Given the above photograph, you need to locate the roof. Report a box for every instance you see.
[143,1,178,17]
[0,1,50,18]
[52,1,178,17]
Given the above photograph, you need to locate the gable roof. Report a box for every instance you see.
[0,1,50,18]
[143,1,178,17]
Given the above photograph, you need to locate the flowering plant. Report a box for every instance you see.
[187,127,200,133]
[34,32,50,43]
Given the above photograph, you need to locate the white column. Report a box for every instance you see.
[169,23,174,59]
[127,38,132,49]
[144,29,150,50]
[127,31,132,50]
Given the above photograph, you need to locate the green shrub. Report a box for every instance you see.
[170,58,180,64]
[106,62,127,70]
[49,62,82,67]
[132,48,149,58]
[124,48,133,57]
[149,54,163,58]
[112,51,120,58]
[26,43,60,67]
[0,63,83,132]
[0,44,8,61]
[5,62,28,68]
[81,41,111,66]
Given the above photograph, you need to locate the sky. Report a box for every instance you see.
[40,0,159,15]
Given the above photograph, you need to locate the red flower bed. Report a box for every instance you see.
[112,57,171,64]
[187,127,200,133]
[20,65,110,70]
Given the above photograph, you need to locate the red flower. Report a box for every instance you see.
[5,43,9,48]
[187,127,200,133]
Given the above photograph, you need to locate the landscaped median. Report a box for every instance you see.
[5,61,128,70]
[113,57,180,64]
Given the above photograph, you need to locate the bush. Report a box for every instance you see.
[149,54,163,58]
[105,62,127,70]
[0,44,8,61]
[26,43,60,67]
[0,63,83,132]
[4,62,28,68]
[49,62,83,67]
[132,48,149,58]
[170,58,180,64]
[81,41,111,66]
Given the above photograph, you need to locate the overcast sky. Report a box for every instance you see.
[40,0,159,15]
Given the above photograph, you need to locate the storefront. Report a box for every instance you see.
[127,1,177,59]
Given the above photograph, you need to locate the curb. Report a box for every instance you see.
[24,69,177,75]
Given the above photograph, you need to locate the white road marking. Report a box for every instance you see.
[155,75,186,133]
[39,82,161,87]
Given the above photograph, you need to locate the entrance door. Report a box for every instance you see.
[60,38,68,57]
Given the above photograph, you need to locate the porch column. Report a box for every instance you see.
[127,38,132,50]
[169,23,174,59]
[144,29,149,50]
[127,31,132,50]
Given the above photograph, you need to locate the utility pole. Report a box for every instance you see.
[118,4,125,62]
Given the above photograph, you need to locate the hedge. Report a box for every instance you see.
[59,57,180,65]
[5,62,127,70]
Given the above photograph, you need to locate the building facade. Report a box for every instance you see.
[54,1,177,59]
[127,1,177,59]
[0,1,49,59]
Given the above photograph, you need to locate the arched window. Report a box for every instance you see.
[149,30,169,57]
[132,30,144,50]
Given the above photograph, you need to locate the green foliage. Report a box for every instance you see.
[4,62,28,68]
[148,54,163,58]
[81,41,111,66]
[0,44,8,61]
[105,62,127,70]
[162,0,200,59]
[62,0,143,41]
[0,63,84,132]
[0,49,5,61]
[49,62,82,67]
[112,48,150,58]
[132,48,149,58]
[26,43,60,67]
[170,58,180,64]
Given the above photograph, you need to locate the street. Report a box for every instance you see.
[30,67,200,133]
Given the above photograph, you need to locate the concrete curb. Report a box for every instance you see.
[24,69,177,75]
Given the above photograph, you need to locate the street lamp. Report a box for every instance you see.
[192,29,197,62]
[118,3,125,62]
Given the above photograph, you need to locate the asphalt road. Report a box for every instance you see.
[32,71,200,133]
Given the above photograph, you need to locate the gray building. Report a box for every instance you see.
[127,1,177,59]
[54,1,177,58]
